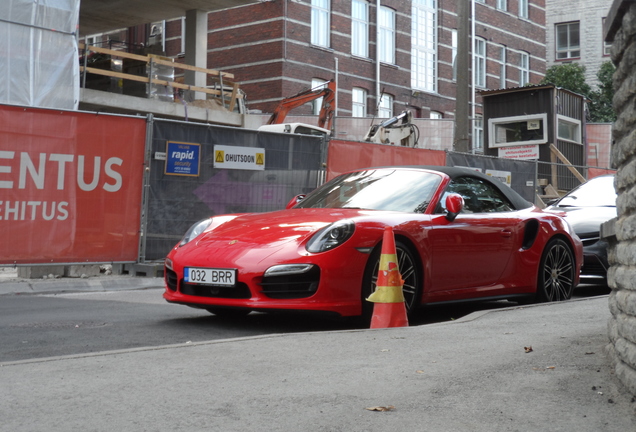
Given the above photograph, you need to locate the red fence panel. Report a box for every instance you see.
[326,140,447,181]
[0,105,146,264]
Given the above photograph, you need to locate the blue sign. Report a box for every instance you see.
[165,141,200,176]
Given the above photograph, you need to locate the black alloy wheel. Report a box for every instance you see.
[536,238,575,302]
[361,240,422,321]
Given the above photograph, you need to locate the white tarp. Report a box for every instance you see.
[0,0,80,109]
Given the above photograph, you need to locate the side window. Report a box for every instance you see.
[438,176,514,213]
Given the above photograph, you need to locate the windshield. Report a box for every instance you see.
[555,175,616,208]
[295,169,442,213]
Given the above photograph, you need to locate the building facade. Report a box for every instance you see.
[545,0,613,88]
[84,1,547,151]
[159,0,547,150]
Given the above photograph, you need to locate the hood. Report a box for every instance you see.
[544,205,616,236]
[193,208,372,248]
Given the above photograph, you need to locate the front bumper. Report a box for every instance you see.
[163,250,369,317]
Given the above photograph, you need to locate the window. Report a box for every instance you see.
[352,87,367,117]
[475,37,486,88]
[488,114,547,148]
[603,17,612,56]
[498,45,507,88]
[519,51,529,86]
[411,0,437,92]
[439,177,514,214]
[311,79,326,115]
[519,0,528,19]
[473,116,484,151]
[378,94,393,118]
[496,0,507,12]
[378,7,395,64]
[451,29,458,81]
[556,22,580,59]
[311,0,330,47]
[557,115,582,143]
[430,111,443,119]
[351,0,368,57]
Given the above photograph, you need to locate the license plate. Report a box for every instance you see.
[184,267,236,286]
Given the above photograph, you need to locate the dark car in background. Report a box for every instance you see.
[545,174,617,285]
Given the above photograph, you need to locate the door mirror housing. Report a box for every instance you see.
[445,193,464,221]
[285,194,306,209]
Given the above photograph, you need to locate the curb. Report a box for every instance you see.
[0,276,164,296]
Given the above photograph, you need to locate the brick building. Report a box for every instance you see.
[156,0,547,151]
[84,1,547,151]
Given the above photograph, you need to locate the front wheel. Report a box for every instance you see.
[536,238,575,302]
[361,241,422,322]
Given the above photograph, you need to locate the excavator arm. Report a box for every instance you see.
[266,80,336,131]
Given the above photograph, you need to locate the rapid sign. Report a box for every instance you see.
[165,141,200,176]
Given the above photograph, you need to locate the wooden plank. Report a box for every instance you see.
[228,82,239,112]
[550,146,558,189]
[549,144,586,183]
[79,43,150,63]
[150,57,234,79]
[80,43,234,79]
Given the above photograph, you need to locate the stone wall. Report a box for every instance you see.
[605,0,636,397]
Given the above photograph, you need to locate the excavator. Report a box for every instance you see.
[363,110,420,148]
[258,79,336,137]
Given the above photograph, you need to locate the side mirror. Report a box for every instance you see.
[285,194,306,209]
[445,193,464,222]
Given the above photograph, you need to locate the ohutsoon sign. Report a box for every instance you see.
[213,145,265,171]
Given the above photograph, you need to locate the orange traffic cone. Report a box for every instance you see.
[366,227,409,328]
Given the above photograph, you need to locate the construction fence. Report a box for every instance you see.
[0,104,615,265]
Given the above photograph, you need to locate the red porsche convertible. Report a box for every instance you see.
[164,166,582,319]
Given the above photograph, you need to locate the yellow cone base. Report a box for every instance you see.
[370,301,409,329]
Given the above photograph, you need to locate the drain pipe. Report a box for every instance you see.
[471,0,476,154]
[375,0,381,115]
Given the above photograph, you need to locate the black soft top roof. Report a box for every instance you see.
[360,165,534,211]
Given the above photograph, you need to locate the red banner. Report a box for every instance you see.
[588,167,616,179]
[326,140,447,181]
[0,105,146,264]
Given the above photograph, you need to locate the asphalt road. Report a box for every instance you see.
[0,284,610,363]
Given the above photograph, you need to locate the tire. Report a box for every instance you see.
[361,240,422,322]
[205,307,252,318]
[536,238,575,302]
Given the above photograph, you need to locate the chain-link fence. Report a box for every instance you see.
[141,117,325,261]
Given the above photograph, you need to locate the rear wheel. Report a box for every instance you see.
[536,238,575,302]
[361,241,422,322]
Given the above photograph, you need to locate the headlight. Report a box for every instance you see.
[179,218,213,246]
[306,220,355,253]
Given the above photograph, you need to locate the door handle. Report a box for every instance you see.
[501,229,512,238]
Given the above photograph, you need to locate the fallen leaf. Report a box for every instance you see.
[546,366,556,369]
[366,406,395,412]
[416,370,425,374]
[524,346,533,353]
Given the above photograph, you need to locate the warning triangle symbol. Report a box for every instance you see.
[215,151,224,163]
[256,153,264,165]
